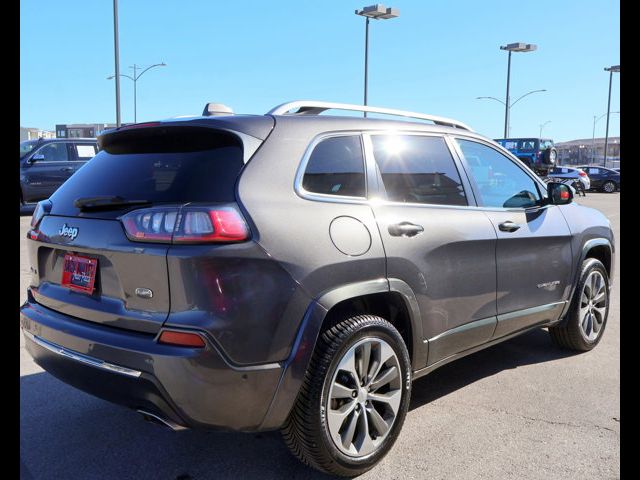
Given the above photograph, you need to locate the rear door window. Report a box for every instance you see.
[301,135,366,197]
[50,127,244,211]
[370,134,467,206]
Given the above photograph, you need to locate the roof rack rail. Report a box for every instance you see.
[267,100,473,131]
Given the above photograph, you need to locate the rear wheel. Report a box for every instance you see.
[282,315,411,477]
[602,180,616,193]
[549,258,609,351]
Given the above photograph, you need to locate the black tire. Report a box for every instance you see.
[282,315,411,477]
[549,258,609,351]
[602,180,616,193]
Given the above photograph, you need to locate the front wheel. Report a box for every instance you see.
[549,258,609,351]
[282,315,411,477]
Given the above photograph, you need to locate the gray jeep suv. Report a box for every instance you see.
[21,101,614,477]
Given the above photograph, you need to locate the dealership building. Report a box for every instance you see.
[555,137,620,168]
[55,123,117,138]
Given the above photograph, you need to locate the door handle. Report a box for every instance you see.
[60,167,74,172]
[388,222,424,237]
[498,221,521,232]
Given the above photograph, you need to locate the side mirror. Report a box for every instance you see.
[547,182,573,205]
[29,154,45,163]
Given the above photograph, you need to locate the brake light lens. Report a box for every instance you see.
[28,200,52,240]
[579,171,587,177]
[30,200,50,229]
[119,122,161,130]
[158,330,205,348]
[120,205,249,244]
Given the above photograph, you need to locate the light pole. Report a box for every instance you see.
[476,89,546,137]
[355,4,399,117]
[108,63,166,123]
[539,120,551,138]
[499,42,537,138]
[112,0,121,127]
[592,111,619,164]
[603,65,620,168]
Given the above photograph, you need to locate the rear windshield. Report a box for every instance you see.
[50,127,244,210]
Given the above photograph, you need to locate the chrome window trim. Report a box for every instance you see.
[294,131,369,204]
[22,330,142,378]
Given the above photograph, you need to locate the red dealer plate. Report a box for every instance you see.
[61,254,97,294]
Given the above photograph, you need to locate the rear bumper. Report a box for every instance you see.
[20,293,284,432]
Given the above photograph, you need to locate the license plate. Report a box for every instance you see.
[61,254,97,294]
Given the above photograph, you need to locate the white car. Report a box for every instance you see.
[546,166,591,192]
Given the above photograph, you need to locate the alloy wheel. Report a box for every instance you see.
[579,270,608,341]
[326,337,402,457]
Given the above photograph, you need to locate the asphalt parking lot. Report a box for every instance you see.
[19,193,620,480]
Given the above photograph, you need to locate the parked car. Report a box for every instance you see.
[576,166,620,192]
[493,137,557,175]
[547,166,591,194]
[20,138,99,206]
[21,101,614,477]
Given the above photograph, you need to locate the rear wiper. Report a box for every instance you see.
[74,195,151,211]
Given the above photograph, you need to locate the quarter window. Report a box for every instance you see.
[456,139,542,208]
[75,144,98,159]
[302,135,366,197]
[370,135,467,206]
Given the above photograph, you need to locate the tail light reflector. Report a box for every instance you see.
[120,204,249,244]
[158,331,205,348]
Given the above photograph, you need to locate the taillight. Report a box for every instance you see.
[158,330,206,348]
[28,200,52,240]
[120,204,249,244]
[30,200,50,229]
[579,171,587,177]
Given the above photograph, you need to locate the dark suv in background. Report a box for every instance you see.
[21,101,614,477]
[20,138,99,206]
[494,137,557,175]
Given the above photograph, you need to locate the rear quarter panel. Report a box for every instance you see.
[235,117,387,361]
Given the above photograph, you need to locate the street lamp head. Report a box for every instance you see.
[605,65,620,73]
[107,75,115,80]
[356,4,399,19]
[500,42,537,52]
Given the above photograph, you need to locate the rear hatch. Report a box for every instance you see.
[27,120,272,334]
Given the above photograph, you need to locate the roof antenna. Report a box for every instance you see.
[202,103,234,116]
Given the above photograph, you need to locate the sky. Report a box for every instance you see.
[20,0,620,142]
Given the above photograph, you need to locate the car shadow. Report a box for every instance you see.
[20,328,577,480]
[409,328,577,410]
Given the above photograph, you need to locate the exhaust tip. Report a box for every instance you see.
[137,409,188,432]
